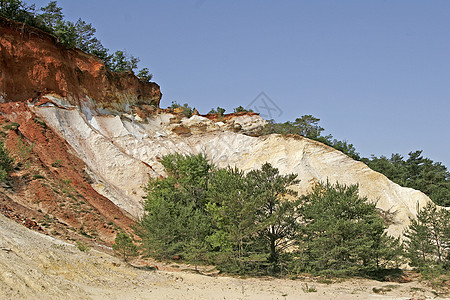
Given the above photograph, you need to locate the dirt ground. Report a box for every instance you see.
[1,214,448,300]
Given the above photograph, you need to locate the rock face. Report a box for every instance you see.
[0,17,436,238]
[0,17,161,114]
[30,93,432,236]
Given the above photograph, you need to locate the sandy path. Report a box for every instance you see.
[0,214,446,300]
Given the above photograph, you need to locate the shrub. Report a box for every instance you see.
[0,141,13,181]
[137,67,153,82]
[170,102,193,118]
[233,106,253,113]
[295,182,402,276]
[113,232,139,262]
[404,202,450,273]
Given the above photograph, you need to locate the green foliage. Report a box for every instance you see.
[1,0,151,76]
[295,182,402,276]
[206,165,300,274]
[39,1,62,30]
[364,151,450,207]
[139,153,402,277]
[76,240,90,252]
[106,50,139,73]
[137,67,153,82]
[0,0,46,29]
[208,107,226,117]
[260,116,361,160]
[404,203,450,273]
[3,122,19,130]
[170,102,194,118]
[0,141,13,181]
[233,106,253,113]
[246,163,301,272]
[113,232,139,262]
[139,153,212,260]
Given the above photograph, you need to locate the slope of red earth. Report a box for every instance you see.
[0,102,135,248]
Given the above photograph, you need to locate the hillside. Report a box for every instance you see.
[0,14,446,299]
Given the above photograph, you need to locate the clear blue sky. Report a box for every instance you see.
[29,1,450,167]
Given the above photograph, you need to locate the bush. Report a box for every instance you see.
[138,153,403,277]
[233,106,253,113]
[294,182,402,276]
[170,102,193,118]
[1,0,151,76]
[208,107,226,117]
[0,141,14,181]
[137,67,153,82]
[404,202,450,273]
[113,232,139,262]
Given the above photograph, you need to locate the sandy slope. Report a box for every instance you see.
[0,214,444,300]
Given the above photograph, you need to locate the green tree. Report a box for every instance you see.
[246,163,301,272]
[107,50,139,72]
[138,154,212,261]
[0,0,41,27]
[365,151,450,207]
[233,106,253,113]
[137,67,153,82]
[206,167,264,273]
[113,232,139,262]
[404,202,450,272]
[39,1,63,30]
[296,182,400,276]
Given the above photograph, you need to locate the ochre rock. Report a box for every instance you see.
[0,17,161,114]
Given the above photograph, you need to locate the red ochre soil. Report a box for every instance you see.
[0,102,135,246]
[0,16,161,112]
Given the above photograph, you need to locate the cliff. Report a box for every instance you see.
[0,16,435,240]
[0,16,161,114]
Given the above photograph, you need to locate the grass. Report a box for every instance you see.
[301,283,317,293]
[3,122,19,130]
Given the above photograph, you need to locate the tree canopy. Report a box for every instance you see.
[138,153,402,277]
[0,0,151,76]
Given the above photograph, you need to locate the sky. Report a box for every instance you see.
[28,1,450,167]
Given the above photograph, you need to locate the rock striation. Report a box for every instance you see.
[0,17,436,238]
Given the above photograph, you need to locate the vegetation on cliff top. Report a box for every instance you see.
[0,0,152,80]
[261,115,450,207]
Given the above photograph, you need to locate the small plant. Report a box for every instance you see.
[33,118,47,128]
[113,232,139,262]
[51,160,63,168]
[170,101,193,118]
[32,174,45,179]
[137,67,153,82]
[0,141,14,182]
[3,122,19,131]
[233,106,253,113]
[14,137,34,164]
[301,283,317,293]
[76,241,90,252]
[208,107,226,117]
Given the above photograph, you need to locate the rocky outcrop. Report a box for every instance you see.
[0,16,161,115]
[0,17,436,239]
[29,93,433,237]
